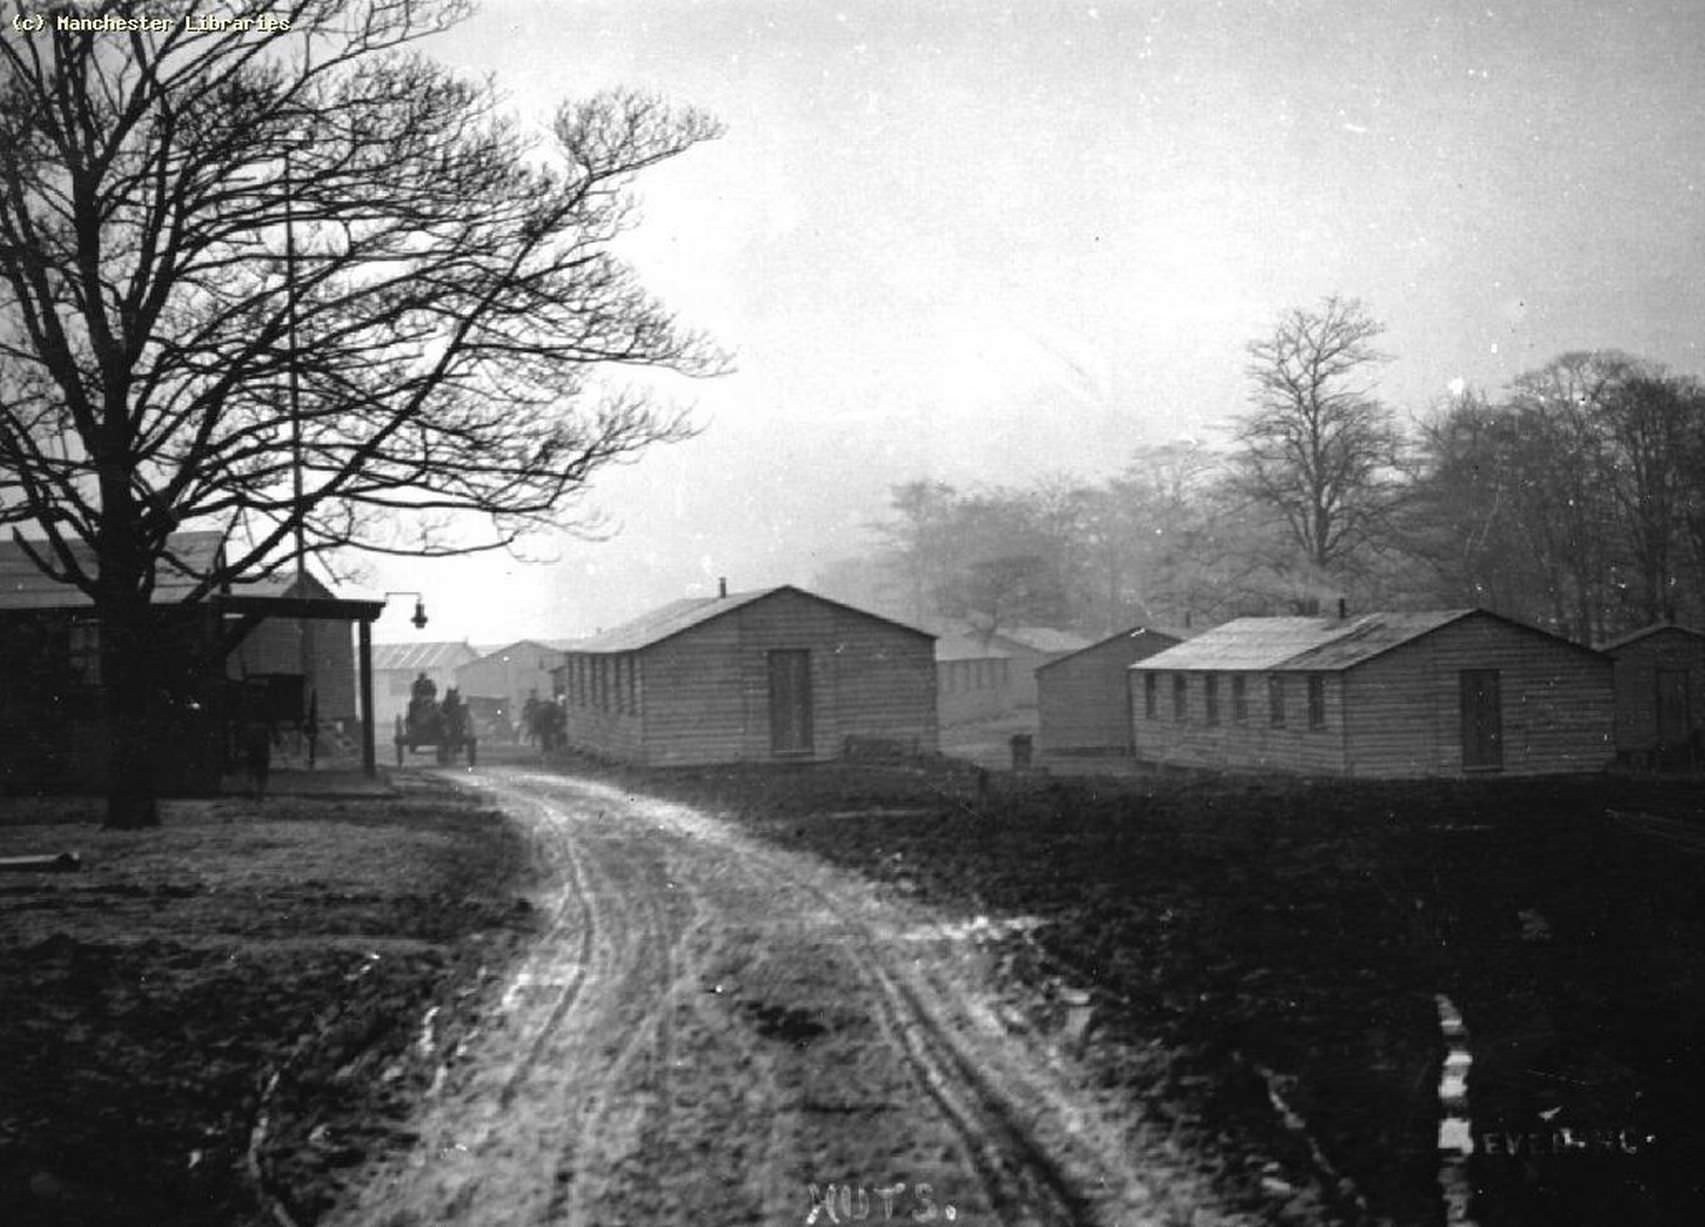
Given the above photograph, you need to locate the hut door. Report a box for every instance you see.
[1459,669,1503,769]
[768,650,814,755]
[1655,669,1690,765]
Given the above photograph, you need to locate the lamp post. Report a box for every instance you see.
[384,592,430,630]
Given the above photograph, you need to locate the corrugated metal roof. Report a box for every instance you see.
[372,641,482,672]
[1597,622,1705,653]
[563,585,933,655]
[0,530,225,609]
[568,588,780,653]
[1035,625,1185,673]
[1134,610,1477,673]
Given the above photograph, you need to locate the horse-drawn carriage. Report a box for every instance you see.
[395,676,477,766]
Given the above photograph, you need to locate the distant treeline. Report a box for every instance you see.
[817,319,1705,646]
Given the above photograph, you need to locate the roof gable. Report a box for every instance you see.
[1035,625,1185,674]
[565,585,933,655]
[466,638,572,667]
[0,530,226,610]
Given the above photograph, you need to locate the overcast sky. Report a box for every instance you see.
[360,0,1705,646]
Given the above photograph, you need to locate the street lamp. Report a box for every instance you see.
[384,591,429,630]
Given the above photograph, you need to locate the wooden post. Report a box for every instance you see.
[359,617,376,777]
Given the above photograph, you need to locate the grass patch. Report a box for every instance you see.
[0,778,538,1227]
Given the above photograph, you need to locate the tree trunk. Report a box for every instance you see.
[101,597,161,830]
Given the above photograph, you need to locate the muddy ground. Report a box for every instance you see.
[558,756,1705,1227]
[3,760,1702,1226]
[0,777,538,1227]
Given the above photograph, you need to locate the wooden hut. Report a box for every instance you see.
[1130,609,1613,778]
[552,585,937,766]
[227,570,360,730]
[982,626,1093,708]
[935,633,1013,726]
[0,532,386,790]
[1036,626,1183,755]
[456,638,574,736]
[1599,623,1705,769]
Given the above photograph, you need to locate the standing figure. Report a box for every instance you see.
[241,713,273,801]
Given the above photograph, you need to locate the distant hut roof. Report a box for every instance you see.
[1035,625,1185,674]
[1597,622,1705,653]
[231,568,337,601]
[466,638,572,666]
[1134,609,1596,673]
[0,530,226,610]
[565,586,933,655]
[372,641,480,672]
[992,626,1095,654]
[934,633,1012,662]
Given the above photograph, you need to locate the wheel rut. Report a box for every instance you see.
[326,768,1236,1227]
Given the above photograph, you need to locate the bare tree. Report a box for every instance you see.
[1234,296,1403,579]
[0,0,725,826]
[1599,370,1702,626]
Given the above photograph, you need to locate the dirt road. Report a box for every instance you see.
[326,768,1244,1227]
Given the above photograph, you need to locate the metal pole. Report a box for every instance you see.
[286,154,312,762]
[359,618,376,777]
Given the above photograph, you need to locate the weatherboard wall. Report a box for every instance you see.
[560,589,936,767]
[1130,669,1350,774]
[1602,626,1705,763]
[1037,629,1180,754]
[1342,616,1613,776]
[1129,612,1613,779]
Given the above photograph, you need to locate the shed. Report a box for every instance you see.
[1130,609,1613,778]
[982,626,1093,708]
[1598,623,1705,769]
[935,634,1013,726]
[1036,625,1183,755]
[552,586,937,766]
[226,570,359,729]
[456,638,575,737]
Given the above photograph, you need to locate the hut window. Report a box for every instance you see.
[1268,675,1286,727]
[1144,672,1157,719]
[1172,673,1187,721]
[1204,674,1220,725]
[68,618,101,686]
[1307,674,1327,730]
[1231,674,1248,723]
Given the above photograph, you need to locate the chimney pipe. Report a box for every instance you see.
[718,577,727,599]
